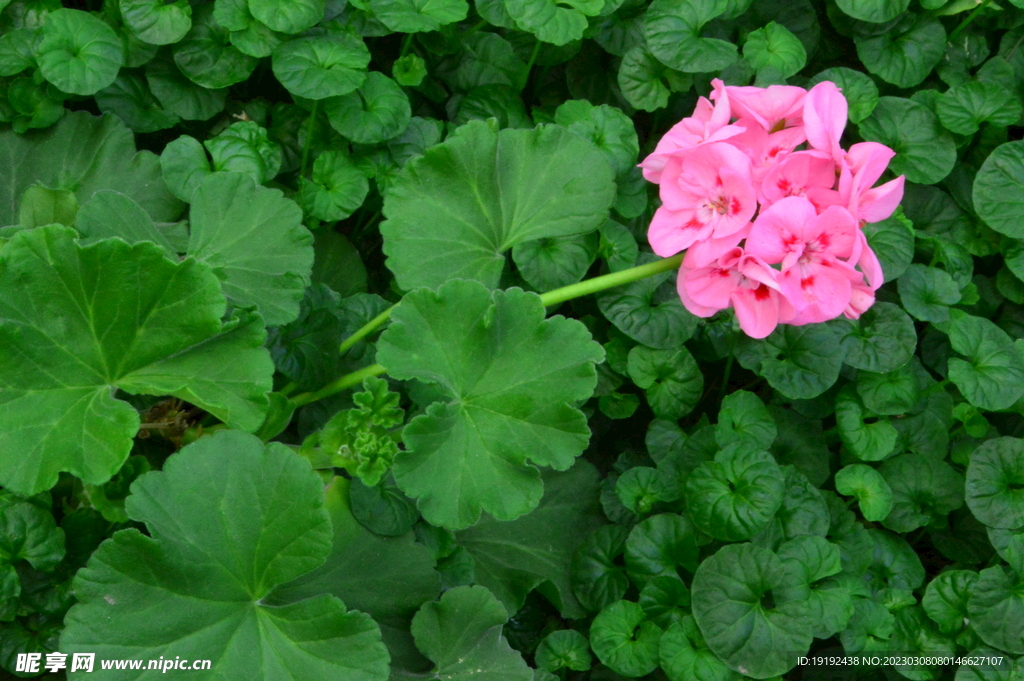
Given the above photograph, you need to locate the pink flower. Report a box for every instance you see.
[803,81,847,162]
[845,282,875,320]
[647,142,756,256]
[640,79,744,183]
[724,120,807,191]
[679,248,794,338]
[839,142,905,223]
[720,85,807,132]
[745,197,860,323]
[760,150,838,210]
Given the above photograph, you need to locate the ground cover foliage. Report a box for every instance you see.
[3,0,1024,677]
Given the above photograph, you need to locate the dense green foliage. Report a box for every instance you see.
[2,0,1024,678]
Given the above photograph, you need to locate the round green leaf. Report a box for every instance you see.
[146,56,227,121]
[968,566,1024,654]
[859,96,956,185]
[381,120,615,290]
[369,0,468,32]
[864,529,925,596]
[0,226,272,495]
[187,172,313,326]
[975,141,1024,239]
[95,71,180,134]
[835,386,897,462]
[966,437,1024,530]
[61,431,390,681]
[937,80,1021,136]
[855,363,918,417]
[160,134,212,202]
[624,513,699,585]
[597,257,698,349]
[554,100,639,177]
[272,33,371,100]
[0,28,37,78]
[119,0,192,45]
[571,525,630,613]
[410,585,533,681]
[536,629,592,672]
[617,46,676,112]
[639,576,691,627]
[660,617,738,681]
[880,453,964,533]
[855,15,944,88]
[324,71,410,144]
[299,151,370,221]
[506,0,600,46]
[947,310,1024,411]
[173,5,257,89]
[249,0,325,33]
[512,232,600,291]
[835,464,893,522]
[743,21,805,80]
[627,345,703,420]
[0,492,65,571]
[716,390,776,451]
[684,444,786,542]
[835,0,907,24]
[734,323,845,399]
[864,210,915,282]
[590,600,661,677]
[776,535,852,639]
[810,68,878,123]
[772,465,830,540]
[923,570,976,634]
[898,264,961,323]
[376,280,604,529]
[644,0,737,73]
[615,466,679,515]
[36,8,122,96]
[691,542,813,678]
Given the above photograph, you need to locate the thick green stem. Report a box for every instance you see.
[339,304,396,354]
[539,254,684,307]
[948,0,990,41]
[291,363,387,407]
[299,99,320,179]
[399,33,414,59]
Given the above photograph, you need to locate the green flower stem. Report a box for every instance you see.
[299,99,320,179]
[522,38,541,90]
[291,363,387,407]
[310,255,684,407]
[538,254,684,307]
[399,33,414,59]
[338,304,397,354]
[948,0,990,42]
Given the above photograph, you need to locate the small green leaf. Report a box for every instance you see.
[248,0,325,33]
[947,310,1024,411]
[856,15,944,88]
[554,99,639,177]
[627,346,703,420]
[376,280,603,529]
[536,629,592,672]
[393,53,426,86]
[512,233,599,291]
[324,71,411,144]
[684,444,785,542]
[975,141,1024,239]
[598,258,698,349]
[743,21,805,81]
[644,0,737,73]
[937,80,1021,136]
[505,0,601,46]
[590,600,661,677]
[880,453,964,532]
[835,386,898,462]
[966,437,1024,530]
[95,71,181,134]
[616,466,679,515]
[624,512,699,585]
[61,432,390,680]
[898,264,961,323]
[735,323,845,399]
[299,151,370,221]
[660,616,738,681]
[716,390,776,451]
[859,96,956,185]
[0,492,65,571]
[37,9,123,95]
[691,542,812,678]
[369,0,468,32]
[923,570,976,634]
[863,209,915,282]
[173,5,257,89]
[617,46,682,112]
[835,464,893,523]
[272,32,371,99]
[146,56,227,121]
[835,0,907,23]
[968,566,1024,654]
[119,0,192,45]
[410,585,533,681]
[776,535,852,639]
[381,120,615,290]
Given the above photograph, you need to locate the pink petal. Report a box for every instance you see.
[779,259,854,321]
[683,224,750,269]
[804,81,848,160]
[858,175,905,223]
[811,205,858,259]
[683,263,738,312]
[846,141,896,191]
[677,267,725,317]
[648,205,714,256]
[746,196,818,264]
[852,230,884,290]
[845,282,876,319]
[725,85,807,131]
[731,285,782,338]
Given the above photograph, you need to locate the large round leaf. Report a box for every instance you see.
[119,0,192,45]
[376,280,604,529]
[947,310,1024,411]
[966,437,1024,530]
[589,600,661,677]
[505,0,601,46]
[36,8,123,95]
[324,71,410,144]
[691,543,813,678]
[173,5,258,89]
[968,566,1024,654]
[975,141,1024,239]
[0,111,180,224]
[855,15,944,89]
[835,0,907,24]
[644,0,737,73]
[61,431,390,680]
[684,444,785,542]
[369,0,468,33]
[249,0,325,33]
[272,33,370,100]
[380,120,616,290]
[735,323,845,399]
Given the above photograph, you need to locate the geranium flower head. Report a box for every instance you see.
[719,84,807,132]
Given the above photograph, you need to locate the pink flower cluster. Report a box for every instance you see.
[642,80,905,339]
